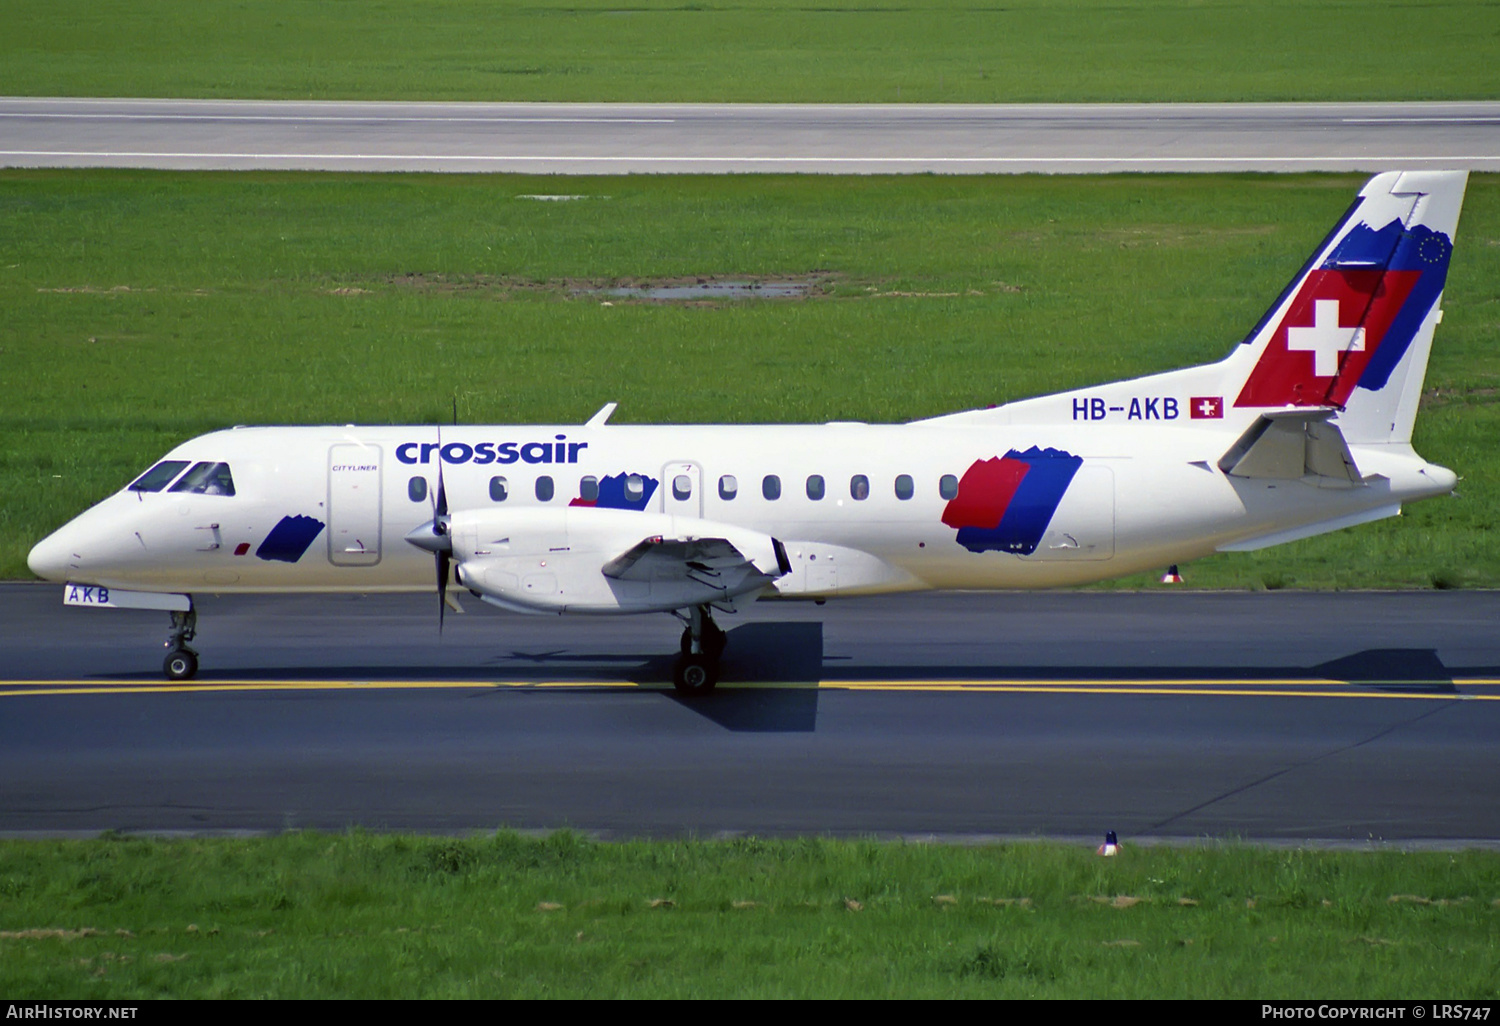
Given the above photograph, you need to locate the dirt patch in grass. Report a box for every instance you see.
[379,272,548,295]
[359,271,850,302]
[37,285,154,294]
[1100,224,1279,247]
[1422,385,1500,409]
[356,272,1019,303]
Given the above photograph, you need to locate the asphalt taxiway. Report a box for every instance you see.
[2,584,1496,844]
[1,98,1497,173]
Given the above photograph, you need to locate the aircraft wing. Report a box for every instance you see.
[603,535,786,586]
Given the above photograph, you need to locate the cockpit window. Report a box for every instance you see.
[128,461,190,492]
[169,461,236,496]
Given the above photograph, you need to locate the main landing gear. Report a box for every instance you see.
[673,604,726,695]
[163,607,199,681]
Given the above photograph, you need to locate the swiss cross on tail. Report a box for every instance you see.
[1235,220,1452,409]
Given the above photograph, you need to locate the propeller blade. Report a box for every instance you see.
[435,426,448,518]
[436,426,450,633]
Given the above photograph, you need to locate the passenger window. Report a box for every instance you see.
[850,474,869,501]
[719,475,738,500]
[940,474,959,500]
[579,476,598,502]
[625,475,644,502]
[409,477,428,502]
[673,475,692,501]
[170,461,235,496]
[129,460,190,493]
[535,476,554,502]
[489,476,508,502]
[895,474,914,500]
[806,474,825,500]
[762,474,781,500]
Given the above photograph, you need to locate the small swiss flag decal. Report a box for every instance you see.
[1190,396,1224,419]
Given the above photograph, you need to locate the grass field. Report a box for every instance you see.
[1,832,1496,998]
[2,0,1497,104]
[2,170,1497,588]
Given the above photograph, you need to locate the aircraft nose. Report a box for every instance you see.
[27,528,77,582]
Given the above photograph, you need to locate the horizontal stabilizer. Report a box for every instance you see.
[1217,409,1361,485]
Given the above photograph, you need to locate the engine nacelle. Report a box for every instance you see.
[447,506,786,614]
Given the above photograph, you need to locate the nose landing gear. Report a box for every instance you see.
[163,607,199,681]
[673,604,726,694]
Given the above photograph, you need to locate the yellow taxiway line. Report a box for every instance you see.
[1,678,1497,700]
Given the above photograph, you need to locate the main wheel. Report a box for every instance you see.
[163,648,198,681]
[673,654,718,694]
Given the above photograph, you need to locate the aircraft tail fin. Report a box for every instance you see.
[1226,170,1467,445]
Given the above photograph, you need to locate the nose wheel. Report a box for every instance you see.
[162,607,199,681]
[164,648,199,681]
[673,605,726,694]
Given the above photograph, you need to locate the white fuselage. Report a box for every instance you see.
[27,419,1455,602]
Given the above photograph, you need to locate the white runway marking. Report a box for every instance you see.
[1342,117,1500,124]
[0,113,675,124]
[4,151,1497,164]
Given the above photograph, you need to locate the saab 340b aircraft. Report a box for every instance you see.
[28,171,1468,691]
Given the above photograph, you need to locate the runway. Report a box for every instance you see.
[2,98,1498,173]
[2,583,1497,844]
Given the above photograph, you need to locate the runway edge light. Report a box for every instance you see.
[1098,830,1120,857]
[1161,566,1183,584]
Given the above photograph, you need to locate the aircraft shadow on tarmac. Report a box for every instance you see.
[1309,649,1459,693]
[103,625,1471,733]
[658,622,824,732]
[104,621,829,734]
[814,646,1462,694]
[478,621,827,735]
[535,639,1464,731]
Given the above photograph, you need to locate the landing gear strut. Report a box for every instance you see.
[673,605,725,694]
[163,606,199,681]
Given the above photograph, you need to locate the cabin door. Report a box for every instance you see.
[327,443,383,566]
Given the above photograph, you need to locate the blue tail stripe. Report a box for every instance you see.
[1357,224,1452,392]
